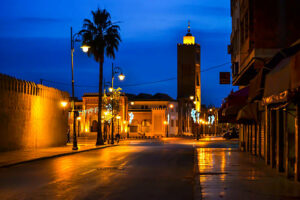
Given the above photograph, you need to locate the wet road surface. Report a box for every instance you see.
[1,137,300,200]
[0,138,195,200]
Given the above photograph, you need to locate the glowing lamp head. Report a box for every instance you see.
[76,116,81,120]
[209,108,213,112]
[116,115,121,119]
[108,87,113,92]
[123,120,127,124]
[189,96,194,100]
[193,101,196,105]
[118,73,125,81]
[169,104,174,109]
[80,45,90,53]
[61,101,68,108]
[130,102,134,105]
[163,121,168,125]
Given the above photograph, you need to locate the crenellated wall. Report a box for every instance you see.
[0,74,69,151]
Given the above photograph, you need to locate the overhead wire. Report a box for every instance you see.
[41,61,231,88]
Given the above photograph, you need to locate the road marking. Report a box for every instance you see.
[80,169,96,175]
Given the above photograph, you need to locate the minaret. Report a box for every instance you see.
[177,22,201,135]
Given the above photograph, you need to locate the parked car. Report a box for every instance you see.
[223,128,239,139]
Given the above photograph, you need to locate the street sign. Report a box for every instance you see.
[219,72,231,84]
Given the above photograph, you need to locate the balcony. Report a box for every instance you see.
[232,48,279,86]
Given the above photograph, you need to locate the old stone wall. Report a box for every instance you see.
[0,74,69,151]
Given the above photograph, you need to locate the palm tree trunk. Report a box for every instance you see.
[96,60,104,145]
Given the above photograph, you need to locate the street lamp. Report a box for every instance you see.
[80,45,90,53]
[118,73,125,81]
[61,101,68,108]
[110,63,125,144]
[70,27,89,150]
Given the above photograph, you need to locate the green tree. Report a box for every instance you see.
[102,88,122,121]
[80,8,121,145]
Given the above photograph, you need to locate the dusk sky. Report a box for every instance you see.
[0,0,237,106]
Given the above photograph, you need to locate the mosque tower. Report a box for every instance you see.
[177,22,201,135]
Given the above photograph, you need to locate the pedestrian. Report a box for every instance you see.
[116,133,120,144]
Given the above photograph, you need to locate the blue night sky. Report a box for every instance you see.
[0,0,237,106]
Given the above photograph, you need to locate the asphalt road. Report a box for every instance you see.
[5,137,296,200]
[0,138,208,200]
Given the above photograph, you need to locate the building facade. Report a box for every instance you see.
[127,93,178,137]
[225,0,300,181]
[177,23,201,135]
[68,93,179,138]
[70,93,128,138]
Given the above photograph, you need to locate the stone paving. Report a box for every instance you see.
[194,146,300,200]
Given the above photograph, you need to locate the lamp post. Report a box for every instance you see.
[109,63,125,144]
[164,121,169,137]
[116,115,121,136]
[70,27,90,150]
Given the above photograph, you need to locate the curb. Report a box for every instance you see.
[0,144,118,168]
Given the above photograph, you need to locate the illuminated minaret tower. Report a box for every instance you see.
[177,22,201,135]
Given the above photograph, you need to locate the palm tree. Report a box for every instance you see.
[80,8,121,145]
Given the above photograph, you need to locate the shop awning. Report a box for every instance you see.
[237,103,258,123]
[219,87,249,123]
[263,54,300,104]
[248,68,264,102]
[291,51,300,89]
[263,41,300,105]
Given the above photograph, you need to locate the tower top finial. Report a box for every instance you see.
[183,20,195,44]
[185,20,192,36]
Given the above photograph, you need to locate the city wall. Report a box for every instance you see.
[0,74,69,151]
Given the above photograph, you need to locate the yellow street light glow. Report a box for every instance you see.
[77,116,81,120]
[109,87,113,92]
[61,101,68,107]
[163,121,168,125]
[118,73,125,81]
[116,116,121,119]
[123,120,126,124]
[80,45,90,53]
[193,101,196,104]
[169,104,174,108]
[209,108,213,112]
[130,102,134,105]
[189,96,194,100]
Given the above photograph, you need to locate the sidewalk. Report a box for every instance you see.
[0,137,115,168]
[194,147,300,200]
